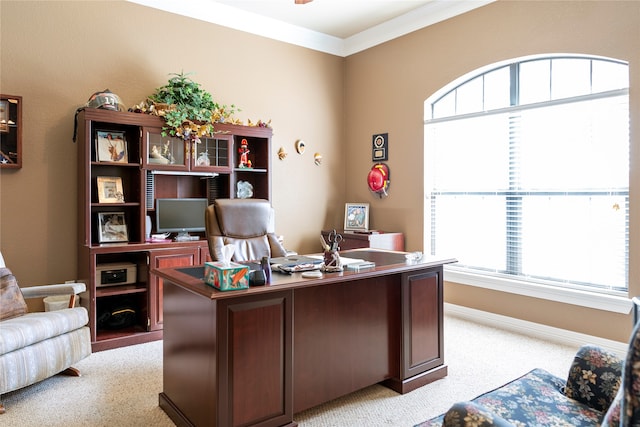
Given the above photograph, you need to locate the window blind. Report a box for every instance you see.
[426,91,629,293]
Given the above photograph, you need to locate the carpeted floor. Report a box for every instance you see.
[0,313,581,426]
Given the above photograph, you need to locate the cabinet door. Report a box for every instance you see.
[148,248,200,331]
[191,134,232,173]
[143,127,188,171]
[217,291,293,426]
[401,268,444,379]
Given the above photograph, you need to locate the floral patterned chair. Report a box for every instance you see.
[417,319,640,427]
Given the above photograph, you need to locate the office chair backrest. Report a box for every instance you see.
[205,198,287,262]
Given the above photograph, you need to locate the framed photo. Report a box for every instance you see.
[97,176,124,203]
[96,130,128,163]
[98,212,128,243]
[344,203,370,231]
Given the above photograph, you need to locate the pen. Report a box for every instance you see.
[320,235,330,251]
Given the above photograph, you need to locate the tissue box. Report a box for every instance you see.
[204,261,250,291]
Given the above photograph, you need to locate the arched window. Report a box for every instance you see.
[424,55,629,305]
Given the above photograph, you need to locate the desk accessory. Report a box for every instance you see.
[260,256,271,284]
[301,270,323,278]
[204,261,249,291]
[320,230,343,272]
[345,261,376,271]
[249,270,266,286]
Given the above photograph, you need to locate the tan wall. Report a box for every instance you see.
[2,1,638,341]
[344,0,640,342]
[0,1,344,288]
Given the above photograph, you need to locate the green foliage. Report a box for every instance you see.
[150,72,219,137]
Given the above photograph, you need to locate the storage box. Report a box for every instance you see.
[96,262,137,287]
[204,261,249,291]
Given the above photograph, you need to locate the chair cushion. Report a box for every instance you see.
[417,368,603,427]
[0,267,28,320]
[0,307,89,356]
[564,344,622,412]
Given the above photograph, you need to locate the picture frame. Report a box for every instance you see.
[0,95,22,168]
[0,100,8,133]
[344,203,370,231]
[96,130,128,163]
[97,176,125,203]
[98,212,128,243]
[372,133,388,161]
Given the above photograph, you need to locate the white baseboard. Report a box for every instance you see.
[444,303,628,358]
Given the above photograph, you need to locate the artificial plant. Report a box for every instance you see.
[148,72,218,140]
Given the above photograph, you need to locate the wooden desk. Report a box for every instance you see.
[156,249,456,427]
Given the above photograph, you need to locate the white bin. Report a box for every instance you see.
[44,295,78,311]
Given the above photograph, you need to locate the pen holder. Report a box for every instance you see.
[322,249,343,272]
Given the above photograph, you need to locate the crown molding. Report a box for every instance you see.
[344,0,494,56]
[127,0,494,57]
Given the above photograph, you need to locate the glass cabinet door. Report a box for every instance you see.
[192,135,232,172]
[144,127,187,170]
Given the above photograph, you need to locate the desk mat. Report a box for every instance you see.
[179,266,204,280]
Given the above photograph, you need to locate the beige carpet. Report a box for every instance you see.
[0,314,581,426]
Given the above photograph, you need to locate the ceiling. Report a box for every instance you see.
[128,0,494,57]
[213,0,435,39]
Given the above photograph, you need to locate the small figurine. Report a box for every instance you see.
[196,151,210,166]
[149,145,170,164]
[238,138,251,168]
[162,141,175,164]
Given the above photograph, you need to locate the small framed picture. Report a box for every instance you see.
[98,212,128,243]
[97,176,124,203]
[372,133,388,161]
[344,203,370,231]
[96,130,128,163]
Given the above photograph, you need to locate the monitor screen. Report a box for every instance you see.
[155,198,208,234]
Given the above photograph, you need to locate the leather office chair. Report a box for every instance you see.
[205,198,288,262]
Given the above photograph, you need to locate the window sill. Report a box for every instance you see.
[444,268,632,314]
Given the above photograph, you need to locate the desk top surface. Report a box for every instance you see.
[154,248,456,300]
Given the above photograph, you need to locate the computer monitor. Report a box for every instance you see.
[155,198,208,240]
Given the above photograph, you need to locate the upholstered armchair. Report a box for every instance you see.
[205,198,289,262]
[418,318,640,427]
[0,252,91,414]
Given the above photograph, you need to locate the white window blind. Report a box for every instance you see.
[425,56,629,294]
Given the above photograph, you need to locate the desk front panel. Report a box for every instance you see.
[293,275,401,412]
